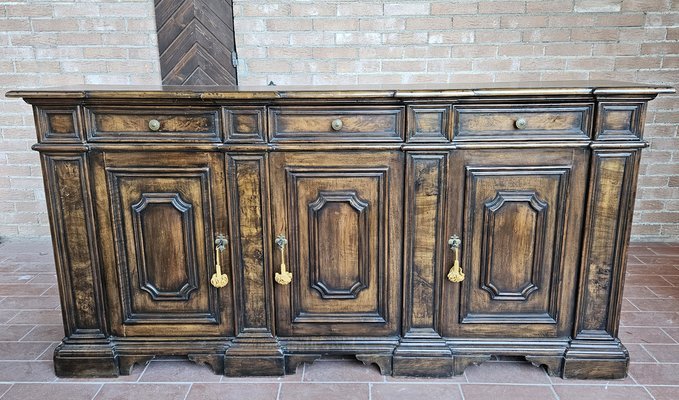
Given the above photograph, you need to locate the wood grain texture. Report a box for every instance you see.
[154,0,237,85]
[15,83,668,379]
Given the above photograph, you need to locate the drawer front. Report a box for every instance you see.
[88,108,220,141]
[454,105,591,140]
[270,107,404,142]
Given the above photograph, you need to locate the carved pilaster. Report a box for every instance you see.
[224,153,284,376]
[42,152,117,377]
[565,149,641,379]
[394,153,453,376]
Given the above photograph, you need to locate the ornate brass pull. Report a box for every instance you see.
[447,235,464,283]
[148,119,161,131]
[514,118,527,130]
[331,118,343,131]
[274,234,292,285]
[210,234,229,288]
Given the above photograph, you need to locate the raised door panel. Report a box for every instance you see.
[443,149,587,338]
[93,152,232,337]
[271,152,403,337]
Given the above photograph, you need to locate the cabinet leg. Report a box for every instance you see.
[223,338,285,376]
[188,354,225,375]
[53,341,120,378]
[284,354,322,374]
[525,355,564,377]
[356,354,393,375]
[563,340,629,379]
[451,354,492,375]
[118,355,154,375]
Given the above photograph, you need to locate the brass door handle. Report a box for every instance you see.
[210,234,229,288]
[274,234,292,285]
[148,119,161,131]
[447,235,464,283]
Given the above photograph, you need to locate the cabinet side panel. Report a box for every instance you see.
[404,153,447,332]
[577,150,639,337]
[42,153,106,337]
[227,154,272,333]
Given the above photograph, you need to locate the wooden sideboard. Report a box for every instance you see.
[7,81,674,379]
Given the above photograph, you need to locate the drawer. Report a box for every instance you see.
[454,105,591,140]
[269,107,404,142]
[88,107,220,141]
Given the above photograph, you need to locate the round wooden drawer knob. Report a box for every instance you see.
[514,118,527,129]
[148,119,161,131]
[331,119,343,131]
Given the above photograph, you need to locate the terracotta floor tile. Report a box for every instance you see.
[464,361,550,384]
[0,296,60,310]
[634,255,679,265]
[0,274,35,284]
[0,342,53,360]
[649,246,679,256]
[371,383,462,400]
[629,363,679,385]
[20,325,63,342]
[622,286,659,299]
[626,265,679,275]
[186,383,280,400]
[621,299,639,311]
[628,298,679,312]
[279,383,369,400]
[36,342,58,360]
[461,384,556,400]
[620,311,679,327]
[0,310,19,323]
[0,284,52,296]
[642,344,679,362]
[619,327,676,344]
[0,361,57,382]
[94,383,190,400]
[662,327,679,342]
[550,374,638,386]
[384,373,467,383]
[649,286,679,299]
[625,343,658,363]
[626,246,657,256]
[0,325,34,341]
[302,360,383,382]
[624,274,673,287]
[646,386,679,400]
[0,383,102,400]
[139,360,222,383]
[7,310,63,325]
[553,385,653,400]
[27,274,57,284]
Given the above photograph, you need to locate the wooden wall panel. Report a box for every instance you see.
[154,0,237,85]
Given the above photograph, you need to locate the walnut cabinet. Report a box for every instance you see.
[8,81,673,379]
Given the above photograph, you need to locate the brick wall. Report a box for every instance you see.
[0,0,161,237]
[233,0,679,241]
[1,0,677,241]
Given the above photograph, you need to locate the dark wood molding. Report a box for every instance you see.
[154,0,237,85]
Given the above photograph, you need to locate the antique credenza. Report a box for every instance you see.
[7,81,674,379]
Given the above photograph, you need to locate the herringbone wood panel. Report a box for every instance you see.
[154,0,237,85]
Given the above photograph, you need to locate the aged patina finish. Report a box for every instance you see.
[7,81,673,379]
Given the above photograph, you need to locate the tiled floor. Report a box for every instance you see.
[0,239,678,400]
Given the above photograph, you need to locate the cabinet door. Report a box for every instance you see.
[442,149,587,338]
[92,152,233,337]
[271,152,403,336]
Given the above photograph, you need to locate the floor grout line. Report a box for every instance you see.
[89,383,104,400]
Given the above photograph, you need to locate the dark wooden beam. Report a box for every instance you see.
[154,0,237,85]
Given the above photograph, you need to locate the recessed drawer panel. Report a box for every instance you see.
[270,107,404,142]
[454,105,591,140]
[88,108,220,142]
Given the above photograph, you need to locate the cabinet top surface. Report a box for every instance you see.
[6,80,674,100]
